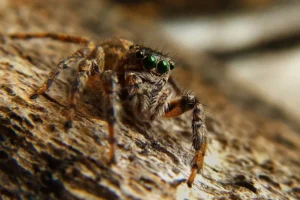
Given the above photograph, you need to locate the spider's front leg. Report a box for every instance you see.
[164,94,207,188]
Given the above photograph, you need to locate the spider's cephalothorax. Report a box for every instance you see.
[8,33,207,188]
[121,45,176,121]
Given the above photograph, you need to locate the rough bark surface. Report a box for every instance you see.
[0,1,299,200]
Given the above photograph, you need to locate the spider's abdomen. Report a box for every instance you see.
[100,38,133,72]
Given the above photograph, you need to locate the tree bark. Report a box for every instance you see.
[0,1,299,199]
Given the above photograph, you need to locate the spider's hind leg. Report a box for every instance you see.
[7,32,95,99]
[30,47,90,99]
[8,32,90,45]
[100,70,119,164]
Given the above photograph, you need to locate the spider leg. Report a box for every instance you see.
[8,32,91,45]
[164,94,207,188]
[66,65,90,128]
[66,45,104,127]
[100,70,119,164]
[30,47,90,99]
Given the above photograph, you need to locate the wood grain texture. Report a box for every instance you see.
[0,1,299,199]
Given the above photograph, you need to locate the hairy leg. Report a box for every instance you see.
[8,32,91,45]
[66,45,104,127]
[30,47,90,99]
[6,32,97,99]
[100,70,119,164]
[164,94,207,188]
[126,74,206,187]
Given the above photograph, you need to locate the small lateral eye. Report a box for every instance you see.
[143,56,157,70]
[157,60,170,74]
[170,61,175,70]
[136,50,144,59]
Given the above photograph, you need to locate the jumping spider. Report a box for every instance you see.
[8,33,207,187]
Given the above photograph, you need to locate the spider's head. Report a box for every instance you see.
[126,45,175,77]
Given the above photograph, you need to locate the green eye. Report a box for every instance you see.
[157,60,170,74]
[170,62,175,70]
[143,56,157,70]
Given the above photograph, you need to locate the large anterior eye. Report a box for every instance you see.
[157,60,170,74]
[143,56,157,70]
